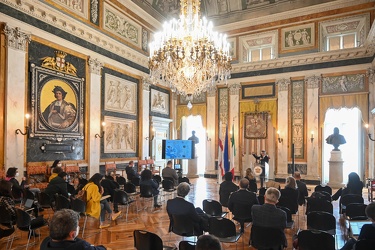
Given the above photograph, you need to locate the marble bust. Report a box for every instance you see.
[326,127,346,151]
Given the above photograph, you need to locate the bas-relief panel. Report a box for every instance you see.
[103,3,142,47]
[104,74,137,115]
[150,89,169,115]
[321,74,366,95]
[90,0,99,25]
[291,80,304,159]
[218,88,229,138]
[104,116,136,153]
[52,0,88,18]
[281,23,315,52]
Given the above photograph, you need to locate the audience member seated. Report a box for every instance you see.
[68,177,83,197]
[49,160,62,182]
[125,161,139,181]
[44,172,69,203]
[340,202,375,250]
[278,176,299,214]
[228,178,258,232]
[40,209,106,250]
[6,167,40,197]
[101,175,120,213]
[140,169,161,208]
[219,172,239,207]
[162,161,179,186]
[83,173,121,229]
[251,187,287,245]
[332,172,363,201]
[196,234,222,250]
[244,168,257,193]
[167,182,209,236]
[294,172,308,206]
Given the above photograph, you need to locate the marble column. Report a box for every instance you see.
[305,75,321,181]
[87,57,103,176]
[229,83,241,176]
[275,78,290,179]
[205,86,217,176]
[4,25,30,176]
[367,68,375,179]
[141,78,151,159]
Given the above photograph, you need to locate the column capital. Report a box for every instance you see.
[206,86,217,97]
[142,76,151,91]
[4,25,30,51]
[305,75,321,89]
[228,83,241,95]
[367,68,375,85]
[88,57,103,75]
[276,78,291,92]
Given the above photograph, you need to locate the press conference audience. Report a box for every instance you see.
[219,172,239,207]
[293,171,308,205]
[332,172,363,201]
[40,209,106,250]
[44,172,69,202]
[125,161,139,181]
[244,167,258,192]
[162,160,179,186]
[140,169,161,208]
[279,176,299,213]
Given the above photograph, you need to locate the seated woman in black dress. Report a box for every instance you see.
[332,172,363,201]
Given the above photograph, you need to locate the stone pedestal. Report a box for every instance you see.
[187,157,199,178]
[328,150,345,188]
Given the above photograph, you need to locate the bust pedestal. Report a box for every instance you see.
[328,150,345,188]
[187,157,199,178]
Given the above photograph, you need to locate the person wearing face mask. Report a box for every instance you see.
[40,209,106,250]
[44,172,69,203]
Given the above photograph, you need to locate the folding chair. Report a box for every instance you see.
[202,199,227,218]
[346,203,368,220]
[340,194,364,214]
[306,211,336,235]
[209,217,243,250]
[133,230,176,250]
[250,225,286,250]
[113,189,136,222]
[297,229,335,250]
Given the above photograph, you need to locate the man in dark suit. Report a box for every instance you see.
[252,150,270,188]
[125,161,139,181]
[228,178,258,232]
[166,182,208,235]
[294,171,308,205]
[252,187,287,244]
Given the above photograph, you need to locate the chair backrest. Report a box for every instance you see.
[297,229,335,250]
[38,192,52,208]
[70,198,86,214]
[314,185,332,195]
[346,203,367,220]
[202,199,223,217]
[278,189,299,214]
[153,175,162,185]
[140,185,153,198]
[306,211,336,233]
[232,202,253,220]
[124,182,137,194]
[116,176,126,185]
[163,177,175,184]
[316,191,332,202]
[179,177,191,184]
[178,241,196,250]
[340,194,364,207]
[209,217,236,238]
[55,195,71,210]
[15,208,31,228]
[0,226,15,239]
[114,189,130,205]
[277,206,293,223]
[0,204,14,225]
[355,239,375,250]
[306,199,333,214]
[250,225,286,249]
[133,230,163,250]
[171,214,196,236]
[162,179,174,190]
[23,189,35,203]
[131,177,141,186]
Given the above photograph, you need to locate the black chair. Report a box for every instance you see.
[178,241,195,250]
[153,175,162,185]
[316,191,332,202]
[169,214,199,241]
[131,177,141,186]
[0,227,15,250]
[314,184,332,195]
[124,182,138,194]
[55,195,71,210]
[113,189,136,222]
[277,206,294,229]
[278,189,299,214]
[116,176,126,186]
[209,217,243,250]
[161,179,176,201]
[70,198,92,238]
[15,208,47,250]
[346,203,368,220]
[340,194,364,214]
[231,203,253,233]
[306,198,333,214]
[250,225,286,250]
[306,211,336,235]
[0,205,15,250]
[133,230,176,250]
[140,185,155,210]
[202,199,227,218]
[355,239,375,250]
[179,177,191,184]
[297,229,335,250]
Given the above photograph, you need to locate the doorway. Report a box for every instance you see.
[322,107,364,184]
[181,115,206,175]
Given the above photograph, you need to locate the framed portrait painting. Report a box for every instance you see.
[30,64,84,139]
[244,112,268,139]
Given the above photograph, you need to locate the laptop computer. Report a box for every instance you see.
[23,199,34,212]
[174,164,181,170]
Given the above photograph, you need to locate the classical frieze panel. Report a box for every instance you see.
[51,0,88,18]
[290,80,305,159]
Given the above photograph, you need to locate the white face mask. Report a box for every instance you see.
[15,173,19,177]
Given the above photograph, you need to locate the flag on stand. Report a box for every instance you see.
[223,125,230,174]
[230,123,236,176]
[218,123,224,177]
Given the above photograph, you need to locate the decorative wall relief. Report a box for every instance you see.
[244,112,268,139]
[142,29,148,52]
[104,73,137,115]
[227,37,237,61]
[281,23,315,52]
[288,163,307,175]
[290,80,305,159]
[103,3,142,48]
[150,89,169,115]
[52,0,88,18]
[179,92,206,104]
[321,74,366,95]
[90,0,100,25]
[104,116,136,153]
[218,88,229,137]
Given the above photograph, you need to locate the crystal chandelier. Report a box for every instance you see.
[149,0,232,97]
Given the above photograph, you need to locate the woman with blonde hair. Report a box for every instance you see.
[244,168,257,192]
[278,176,299,213]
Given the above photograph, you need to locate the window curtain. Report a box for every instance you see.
[239,100,277,129]
[176,104,207,131]
[319,93,369,127]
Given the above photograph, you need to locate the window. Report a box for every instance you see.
[248,46,273,62]
[326,33,357,51]
[239,30,278,63]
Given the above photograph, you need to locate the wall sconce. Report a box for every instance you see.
[15,114,30,136]
[277,130,283,143]
[146,127,155,140]
[206,132,211,141]
[95,121,105,138]
[365,124,375,141]
[310,131,314,143]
